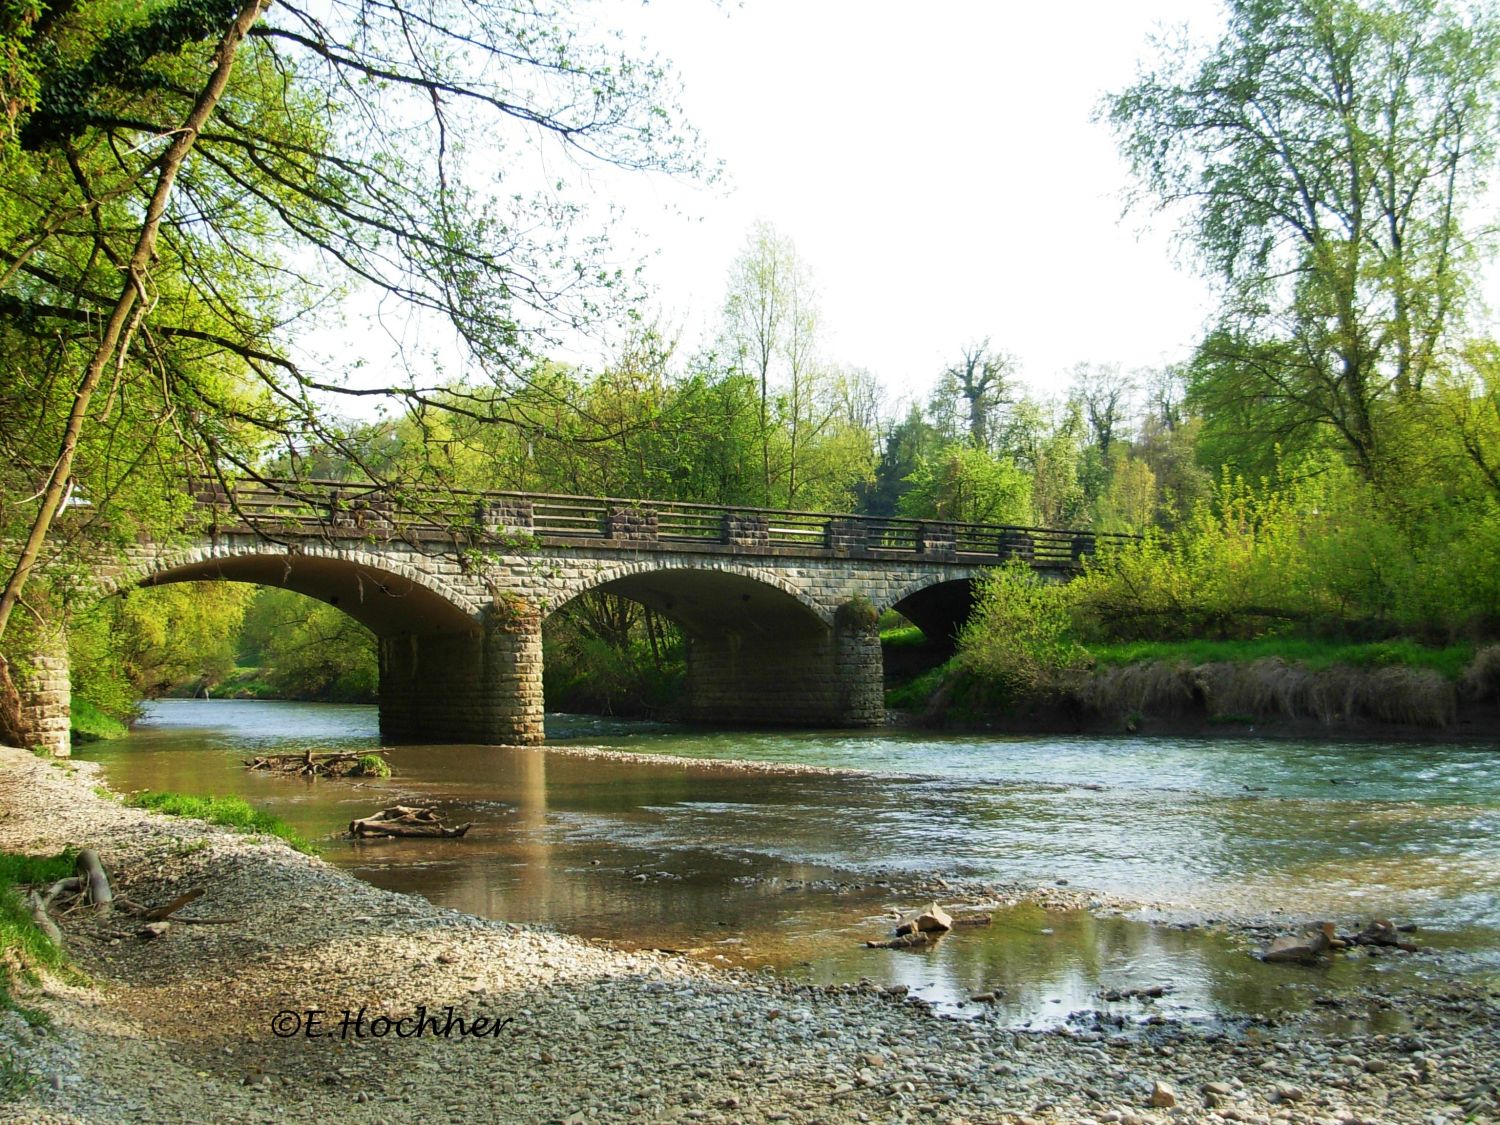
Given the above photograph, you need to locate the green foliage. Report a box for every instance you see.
[0,849,78,1019]
[68,697,127,743]
[124,791,316,854]
[884,660,954,712]
[356,754,392,779]
[1106,0,1500,481]
[879,624,926,649]
[1070,456,1500,643]
[898,444,1033,525]
[70,584,252,715]
[237,588,376,703]
[957,563,1088,700]
[542,590,686,717]
[1089,638,1474,681]
[835,595,878,632]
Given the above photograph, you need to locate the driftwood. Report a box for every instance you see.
[865,931,936,950]
[245,749,389,779]
[75,849,113,913]
[349,805,471,839]
[112,887,241,926]
[27,890,63,948]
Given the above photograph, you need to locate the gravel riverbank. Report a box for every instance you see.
[1,745,1496,1124]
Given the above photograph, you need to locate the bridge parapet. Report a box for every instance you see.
[186,479,1135,569]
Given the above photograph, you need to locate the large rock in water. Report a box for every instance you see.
[895,903,953,936]
[1263,928,1331,963]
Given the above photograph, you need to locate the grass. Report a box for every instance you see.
[68,698,128,743]
[885,661,954,711]
[1086,637,1475,680]
[879,624,928,649]
[124,791,318,855]
[0,850,79,1011]
[0,850,86,1098]
[201,666,280,700]
[356,754,392,778]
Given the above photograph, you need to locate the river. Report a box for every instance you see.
[81,699,1500,1030]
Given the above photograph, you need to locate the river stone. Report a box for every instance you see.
[1149,1080,1177,1108]
[895,903,953,936]
[1263,930,1331,963]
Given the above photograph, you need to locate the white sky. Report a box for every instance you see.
[591,0,1230,404]
[319,0,1499,412]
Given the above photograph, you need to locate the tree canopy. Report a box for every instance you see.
[0,0,703,647]
[1105,0,1500,482]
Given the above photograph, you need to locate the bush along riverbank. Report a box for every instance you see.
[892,644,1500,739]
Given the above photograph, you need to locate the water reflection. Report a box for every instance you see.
[83,699,1500,1023]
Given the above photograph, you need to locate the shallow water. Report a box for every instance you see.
[84,699,1500,1026]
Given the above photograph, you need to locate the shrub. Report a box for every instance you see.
[957,562,1087,700]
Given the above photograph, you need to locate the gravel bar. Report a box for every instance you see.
[0,746,1496,1124]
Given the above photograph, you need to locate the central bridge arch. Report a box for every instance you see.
[545,562,871,727]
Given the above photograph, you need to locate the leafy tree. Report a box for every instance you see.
[71,583,254,716]
[0,0,701,649]
[898,444,1032,526]
[957,562,1087,700]
[1105,0,1500,482]
[928,340,1015,450]
[239,588,376,702]
[858,405,941,517]
[719,221,847,506]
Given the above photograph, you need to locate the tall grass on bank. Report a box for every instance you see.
[1089,638,1474,680]
[124,792,317,855]
[68,698,128,743]
[1073,657,1460,729]
[0,850,78,1013]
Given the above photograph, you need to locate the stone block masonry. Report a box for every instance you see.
[35,531,1024,750]
[9,629,71,757]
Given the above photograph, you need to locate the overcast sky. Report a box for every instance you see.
[325,0,1497,410]
[592,0,1230,404]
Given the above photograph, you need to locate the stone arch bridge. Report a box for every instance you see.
[20,481,1132,754]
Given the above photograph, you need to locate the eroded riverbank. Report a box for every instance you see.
[3,746,1500,1124]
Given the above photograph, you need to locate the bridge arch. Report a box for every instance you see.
[545,559,832,632]
[112,542,484,635]
[543,560,871,727]
[877,568,986,653]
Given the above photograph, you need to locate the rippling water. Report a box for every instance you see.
[83,699,1500,1026]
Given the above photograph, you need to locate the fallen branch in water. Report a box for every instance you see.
[245,750,390,779]
[349,805,472,839]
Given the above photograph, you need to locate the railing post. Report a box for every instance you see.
[1071,533,1096,563]
[477,498,535,536]
[720,512,769,547]
[823,519,868,557]
[916,521,956,560]
[607,505,658,543]
[998,531,1034,562]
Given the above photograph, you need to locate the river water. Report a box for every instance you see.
[82,700,1500,1029]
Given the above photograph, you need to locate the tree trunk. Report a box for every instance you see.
[0,0,268,644]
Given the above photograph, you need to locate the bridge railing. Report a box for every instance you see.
[190,478,1139,565]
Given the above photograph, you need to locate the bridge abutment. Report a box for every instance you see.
[378,600,544,745]
[3,624,71,757]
